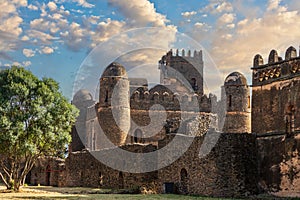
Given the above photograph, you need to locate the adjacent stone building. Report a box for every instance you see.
[28,47,300,198]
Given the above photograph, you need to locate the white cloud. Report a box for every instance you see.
[108,0,168,26]
[218,13,235,24]
[202,0,233,14]
[194,22,204,28]
[72,0,94,8]
[90,18,126,48]
[48,2,57,11]
[12,61,21,66]
[267,0,281,11]
[23,48,35,57]
[0,1,25,58]
[226,23,235,29]
[28,30,57,45]
[181,11,197,18]
[21,35,30,41]
[30,18,50,30]
[215,1,233,13]
[88,15,100,25]
[22,61,32,67]
[28,4,38,11]
[41,46,54,54]
[207,4,300,76]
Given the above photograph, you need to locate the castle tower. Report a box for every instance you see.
[251,47,300,135]
[71,89,96,152]
[159,49,204,96]
[222,72,251,133]
[98,62,130,146]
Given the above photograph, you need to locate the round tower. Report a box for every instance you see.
[98,62,130,146]
[72,89,95,152]
[222,72,251,133]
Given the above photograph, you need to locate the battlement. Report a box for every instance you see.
[159,49,203,66]
[159,49,204,96]
[252,46,300,86]
[130,89,216,113]
[166,49,203,58]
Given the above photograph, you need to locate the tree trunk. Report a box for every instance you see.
[22,175,26,186]
[14,180,21,192]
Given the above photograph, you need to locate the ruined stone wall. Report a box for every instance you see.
[29,157,65,187]
[128,110,215,144]
[157,133,258,197]
[257,134,300,193]
[64,145,159,191]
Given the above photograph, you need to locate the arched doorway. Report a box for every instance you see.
[285,104,296,138]
[180,168,188,194]
[118,172,124,189]
[191,78,198,91]
[46,165,51,186]
[133,129,143,144]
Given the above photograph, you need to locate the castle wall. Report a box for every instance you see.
[29,157,65,187]
[252,47,300,194]
[64,145,159,191]
[157,133,258,197]
[257,135,300,193]
[252,57,300,135]
[130,89,212,112]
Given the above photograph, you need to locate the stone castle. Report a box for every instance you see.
[28,46,300,198]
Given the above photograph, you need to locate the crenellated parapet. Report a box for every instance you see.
[129,86,215,113]
[252,46,300,86]
[159,49,204,96]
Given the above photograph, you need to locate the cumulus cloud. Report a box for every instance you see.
[23,48,35,57]
[28,4,38,11]
[267,0,281,11]
[202,0,233,14]
[72,0,94,8]
[48,2,57,11]
[28,30,57,45]
[181,11,197,18]
[41,46,54,54]
[194,22,204,28]
[22,61,32,67]
[108,0,169,26]
[90,19,126,49]
[207,4,300,76]
[218,13,235,25]
[0,1,27,56]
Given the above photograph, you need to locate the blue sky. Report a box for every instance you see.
[1,0,300,100]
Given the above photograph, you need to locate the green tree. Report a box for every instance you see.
[0,67,79,191]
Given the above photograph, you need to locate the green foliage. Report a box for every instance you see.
[0,66,79,191]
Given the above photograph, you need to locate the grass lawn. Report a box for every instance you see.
[0,185,299,200]
[0,186,236,200]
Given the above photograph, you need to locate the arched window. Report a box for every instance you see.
[285,104,295,137]
[89,120,95,151]
[105,90,109,103]
[118,172,124,189]
[46,165,51,186]
[228,95,232,109]
[99,172,103,187]
[133,129,143,143]
[191,78,198,91]
[248,96,251,109]
[180,168,188,194]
